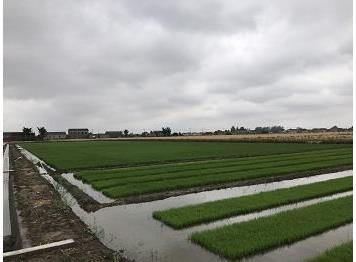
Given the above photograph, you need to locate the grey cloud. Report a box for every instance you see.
[4,0,352,132]
[121,0,260,34]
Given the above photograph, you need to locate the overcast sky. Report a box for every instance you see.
[4,0,352,133]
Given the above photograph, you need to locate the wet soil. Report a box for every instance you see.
[6,145,130,262]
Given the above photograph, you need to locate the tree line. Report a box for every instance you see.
[19,124,350,141]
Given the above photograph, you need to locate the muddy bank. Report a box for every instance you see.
[6,145,129,262]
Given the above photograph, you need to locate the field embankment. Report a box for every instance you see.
[6,145,119,261]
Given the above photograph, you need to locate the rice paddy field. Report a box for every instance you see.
[20,141,352,198]
[20,140,351,170]
[19,139,353,261]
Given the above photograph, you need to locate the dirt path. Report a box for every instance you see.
[5,145,127,262]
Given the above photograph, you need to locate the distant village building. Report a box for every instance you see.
[105,131,123,138]
[44,132,66,140]
[96,133,110,139]
[3,132,25,142]
[311,128,328,133]
[67,128,89,139]
[4,131,36,141]
[328,126,345,132]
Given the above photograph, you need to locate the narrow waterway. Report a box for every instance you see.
[62,173,114,204]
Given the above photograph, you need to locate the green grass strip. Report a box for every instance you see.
[102,157,352,198]
[77,148,351,182]
[306,241,352,262]
[90,153,351,189]
[153,176,353,229]
[191,196,353,260]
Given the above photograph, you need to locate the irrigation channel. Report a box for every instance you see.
[18,146,353,262]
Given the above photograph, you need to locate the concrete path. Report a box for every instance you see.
[3,144,11,239]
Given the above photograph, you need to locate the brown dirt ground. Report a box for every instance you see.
[5,145,130,262]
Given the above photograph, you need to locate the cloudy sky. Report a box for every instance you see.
[4,0,352,133]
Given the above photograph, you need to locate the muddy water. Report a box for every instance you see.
[246,224,352,262]
[18,146,353,261]
[61,173,114,204]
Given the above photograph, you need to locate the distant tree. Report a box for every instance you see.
[230,126,236,133]
[22,127,32,136]
[254,127,266,134]
[262,127,271,133]
[22,127,34,141]
[224,129,231,135]
[37,127,48,140]
[124,129,129,137]
[141,131,149,137]
[151,130,162,137]
[214,130,224,135]
[270,126,285,133]
[162,127,171,136]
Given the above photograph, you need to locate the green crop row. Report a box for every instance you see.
[191,196,352,260]
[153,176,352,229]
[77,148,351,183]
[101,156,352,198]
[91,152,351,190]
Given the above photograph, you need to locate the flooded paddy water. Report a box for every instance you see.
[246,223,352,262]
[18,146,353,262]
[62,173,114,204]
